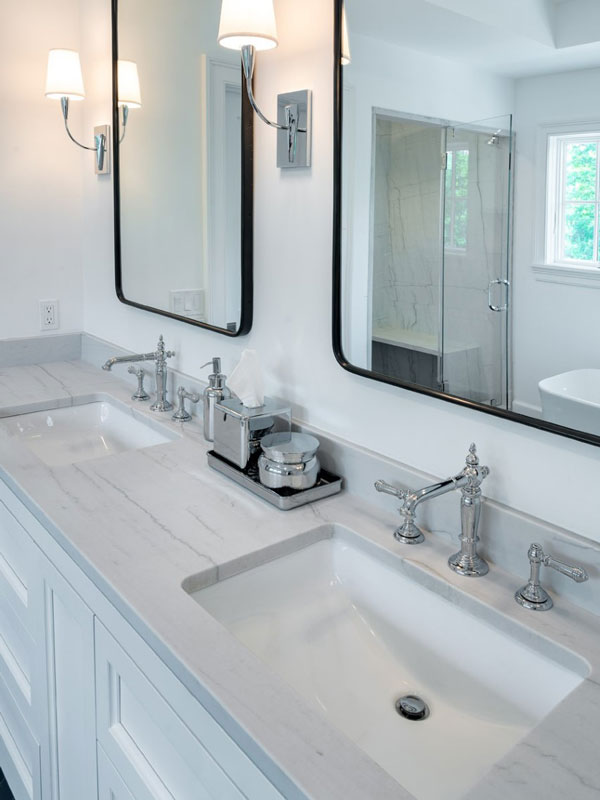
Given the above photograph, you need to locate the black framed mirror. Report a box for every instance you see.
[333,0,600,447]
[112,0,253,336]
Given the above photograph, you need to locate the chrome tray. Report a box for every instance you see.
[207,450,343,510]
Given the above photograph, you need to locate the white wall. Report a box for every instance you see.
[75,0,600,543]
[0,0,84,339]
[512,67,600,413]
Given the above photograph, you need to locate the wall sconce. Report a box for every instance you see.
[45,49,110,175]
[117,60,142,144]
[217,0,312,168]
[341,5,351,66]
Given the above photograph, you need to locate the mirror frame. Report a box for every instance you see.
[111,0,253,336]
[331,0,600,448]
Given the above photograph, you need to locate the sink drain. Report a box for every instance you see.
[395,695,430,721]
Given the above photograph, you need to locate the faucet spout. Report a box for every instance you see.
[102,352,156,371]
[389,471,468,545]
[404,472,467,515]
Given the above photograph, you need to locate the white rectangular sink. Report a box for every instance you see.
[187,529,588,800]
[539,368,600,434]
[0,399,177,466]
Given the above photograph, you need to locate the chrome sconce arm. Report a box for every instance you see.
[239,44,311,168]
[118,105,129,144]
[59,96,109,173]
[240,45,286,131]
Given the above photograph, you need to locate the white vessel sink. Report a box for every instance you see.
[539,368,600,434]
[0,399,177,466]
[188,529,588,800]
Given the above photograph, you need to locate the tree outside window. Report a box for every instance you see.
[548,134,600,266]
[444,148,469,251]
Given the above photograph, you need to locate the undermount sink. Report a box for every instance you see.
[0,398,177,466]
[539,368,600,434]
[186,527,588,800]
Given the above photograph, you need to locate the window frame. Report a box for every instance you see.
[546,131,600,268]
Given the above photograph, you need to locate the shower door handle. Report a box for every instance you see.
[488,279,509,312]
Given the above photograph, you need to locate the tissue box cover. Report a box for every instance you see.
[213,397,292,470]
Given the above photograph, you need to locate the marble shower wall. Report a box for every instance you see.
[371,116,511,405]
[372,118,442,339]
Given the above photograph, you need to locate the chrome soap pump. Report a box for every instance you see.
[201,358,230,442]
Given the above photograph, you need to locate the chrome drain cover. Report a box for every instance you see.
[395,695,430,721]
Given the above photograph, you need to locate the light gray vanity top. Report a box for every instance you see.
[0,360,598,800]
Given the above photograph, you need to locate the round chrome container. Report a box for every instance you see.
[260,432,320,464]
[258,453,320,490]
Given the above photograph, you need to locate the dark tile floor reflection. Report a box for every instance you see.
[0,770,15,800]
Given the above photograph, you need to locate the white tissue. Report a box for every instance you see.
[227,349,265,408]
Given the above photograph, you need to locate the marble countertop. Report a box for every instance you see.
[0,360,598,800]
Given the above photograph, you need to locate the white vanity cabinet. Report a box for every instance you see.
[0,495,41,800]
[0,479,285,800]
[94,621,283,800]
[0,482,97,800]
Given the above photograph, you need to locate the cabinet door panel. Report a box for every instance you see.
[0,599,34,719]
[94,620,284,800]
[95,623,244,800]
[97,745,136,800]
[0,670,41,800]
[0,499,36,631]
[38,563,97,800]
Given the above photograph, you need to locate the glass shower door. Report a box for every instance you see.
[440,114,513,407]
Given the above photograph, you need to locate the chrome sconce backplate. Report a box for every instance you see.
[277,90,312,168]
[93,124,111,175]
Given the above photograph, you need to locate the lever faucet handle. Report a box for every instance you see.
[516,543,589,611]
[544,554,589,583]
[127,366,150,402]
[172,386,200,422]
[374,480,423,544]
[374,480,408,501]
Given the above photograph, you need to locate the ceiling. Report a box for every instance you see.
[347,0,600,77]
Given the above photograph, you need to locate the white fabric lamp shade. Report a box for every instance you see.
[118,60,142,108]
[218,0,278,51]
[341,5,351,65]
[45,49,85,100]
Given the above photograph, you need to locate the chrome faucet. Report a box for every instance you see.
[375,443,490,577]
[515,543,588,611]
[127,366,150,401]
[102,335,175,412]
[172,386,200,422]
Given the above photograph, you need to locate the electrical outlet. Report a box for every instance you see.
[39,300,59,331]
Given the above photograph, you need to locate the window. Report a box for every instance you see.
[547,133,600,266]
[444,148,469,251]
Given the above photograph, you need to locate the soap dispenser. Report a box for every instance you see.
[201,358,230,442]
